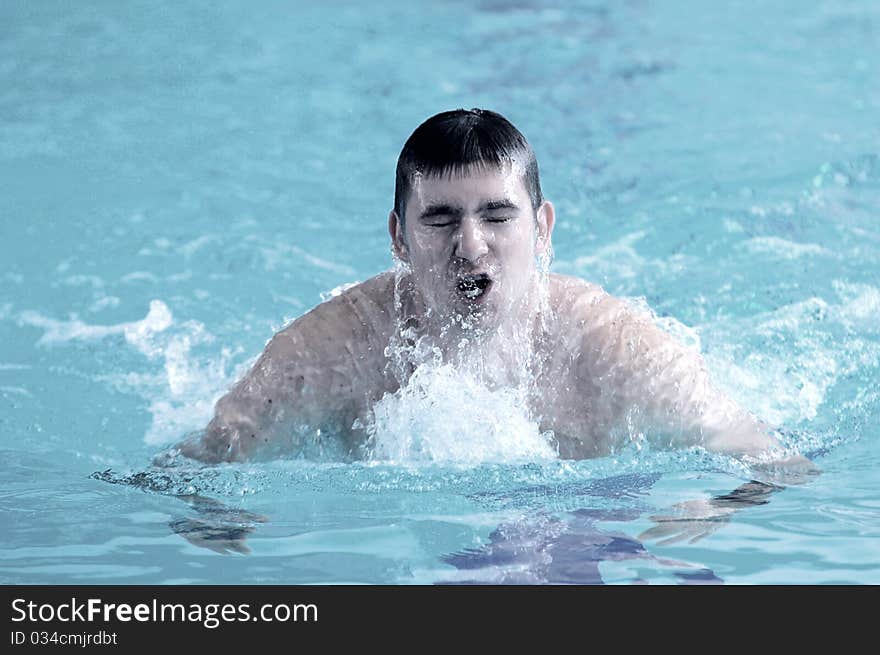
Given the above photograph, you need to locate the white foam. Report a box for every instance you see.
[833,280,880,331]
[17,300,241,446]
[121,271,159,284]
[320,281,360,302]
[117,332,244,447]
[363,363,557,466]
[178,235,218,258]
[754,297,830,335]
[0,386,32,397]
[122,301,174,357]
[700,284,880,427]
[705,346,836,426]
[89,296,121,313]
[625,296,702,352]
[143,395,220,446]
[252,238,357,276]
[60,274,105,288]
[18,299,172,347]
[723,218,744,233]
[742,236,834,260]
[572,230,647,280]
[122,319,242,446]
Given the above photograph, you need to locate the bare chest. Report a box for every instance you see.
[529,362,618,459]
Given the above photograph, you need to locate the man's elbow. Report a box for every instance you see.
[704,424,821,485]
[160,419,252,465]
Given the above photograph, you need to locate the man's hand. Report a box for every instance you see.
[638,474,808,546]
[748,453,821,486]
[638,498,736,546]
[170,495,268,555]
[169,517,259,555]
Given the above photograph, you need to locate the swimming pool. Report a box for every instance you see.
[2,0,878,584]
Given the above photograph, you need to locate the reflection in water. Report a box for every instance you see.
[167,495,267,555]
[439,508,723,584]
[442,473,725,584]
[90,468,266,555]
[91,468,787,582]
[441,475,787,584]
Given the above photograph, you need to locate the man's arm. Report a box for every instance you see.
[637,480,782,545]
[164,288,376,464]
[638,460,822,545]
[572,290,819,545]
[576,291,808,466]
[173,332,305,463]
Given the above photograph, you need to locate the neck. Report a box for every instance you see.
[390,269,552,388]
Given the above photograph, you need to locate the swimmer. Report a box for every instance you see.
[166,108,815,479]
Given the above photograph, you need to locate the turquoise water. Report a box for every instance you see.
[2,0,878,584]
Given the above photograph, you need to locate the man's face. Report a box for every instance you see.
[390,164,553,332]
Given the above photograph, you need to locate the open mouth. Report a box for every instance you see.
[456,273,493,301]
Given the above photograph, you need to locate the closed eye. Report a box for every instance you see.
[485,216,512,223]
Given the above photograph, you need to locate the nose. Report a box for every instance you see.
[454,217,489,262]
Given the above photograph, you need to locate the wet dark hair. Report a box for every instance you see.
[393,108,543,224]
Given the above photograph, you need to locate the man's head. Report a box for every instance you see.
[389,109,554,332]
[393,109,544,225]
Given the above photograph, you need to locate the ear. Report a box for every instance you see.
[388,210,408,261]
[535,200,555,255]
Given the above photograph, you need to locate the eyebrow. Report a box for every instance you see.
[418,199,520,221]
[419,204,462,220]
[479,199,519,212]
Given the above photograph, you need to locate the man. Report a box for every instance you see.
[170,108,810,475]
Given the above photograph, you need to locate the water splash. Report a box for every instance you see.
[19,299,172,347]
[361,362,557,465]
[18,300,244,446]
[360,259,557,465]
[702,281,880,431]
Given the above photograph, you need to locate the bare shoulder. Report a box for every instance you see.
[548,273,605,306]
[546,273,679,374]
[549,273,666,325]
[547,273,624,327]
[270,271,397,360]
